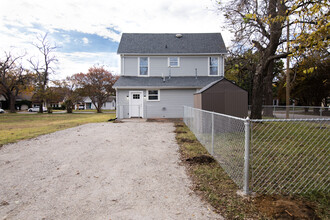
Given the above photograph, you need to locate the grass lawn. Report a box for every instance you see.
[0,113,115,146]
[73,109,116,113]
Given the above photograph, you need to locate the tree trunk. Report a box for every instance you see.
[263,60,274,117]
[9,93,16,113]
[96,104,102,113]
[250,65,264,119]
[66,100,73,113]
[39,104,43,113]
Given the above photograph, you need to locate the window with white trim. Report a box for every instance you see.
[139,57,148,76]
[168,57,179,67]
[209,57,219,76]
[147,90,160,101]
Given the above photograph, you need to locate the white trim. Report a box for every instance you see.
[147,89,160,101]
[138,57,149,77]
[119,53,228,56]
[129,91,144,118]
[168,57,180,67]
[115,88,118,118]
[122,55,125,76]
[208,56,220,76]
[222,56,225,77]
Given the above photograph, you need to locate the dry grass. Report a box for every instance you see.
[0,113,115,146]
[174,122,261,219]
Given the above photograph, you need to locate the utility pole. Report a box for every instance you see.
[286,18,290,119]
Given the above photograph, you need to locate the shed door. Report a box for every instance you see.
[129,91,143,118]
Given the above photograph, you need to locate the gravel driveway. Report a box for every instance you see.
[0,121,222,219]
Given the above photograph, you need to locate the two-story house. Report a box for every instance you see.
[113,33,227,118]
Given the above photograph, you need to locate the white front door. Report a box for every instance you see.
[129,91,143,118]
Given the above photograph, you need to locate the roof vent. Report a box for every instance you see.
[176,34,182,38]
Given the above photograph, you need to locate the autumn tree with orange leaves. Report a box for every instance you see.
[73,66,118,113]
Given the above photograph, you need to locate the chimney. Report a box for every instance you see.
[169,68,171,79]
[195,68,198,79]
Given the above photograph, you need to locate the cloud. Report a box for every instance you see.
[0,0,231,79]
[53,52,120,80]
[82,37,89,45]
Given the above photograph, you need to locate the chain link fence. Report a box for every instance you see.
[248,105,330,119]
[250,118,330,194]
[184,106,247,189]
[183,106,330,195]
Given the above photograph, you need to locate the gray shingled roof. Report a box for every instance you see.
[117,33,227,54]
[195,78,224,94]
[113,76,223,89]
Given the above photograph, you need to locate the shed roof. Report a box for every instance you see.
[117,33,227,54]
[113,76,223,89]
[195,78,247,94]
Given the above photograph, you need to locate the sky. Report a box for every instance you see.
[0,0,231,80]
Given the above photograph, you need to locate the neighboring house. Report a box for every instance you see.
[113,33,227,118]
[75,96,116,110]
[0,92,33,110]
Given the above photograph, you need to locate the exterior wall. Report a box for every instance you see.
[146,89,195,118]
[122,56,138,76]
[199,80,248,118]
[116,88,195,118]
[122,56,224,77]
[194,93,202,109]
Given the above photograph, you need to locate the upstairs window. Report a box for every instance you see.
[139,57,149,76]
[209,57,219,76]
[168,57,180,67]
[147,90,160,101]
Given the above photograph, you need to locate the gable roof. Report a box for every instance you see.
[113,76,223,89]
[196,78,223,93]
[117,33,227,55]
[195,78,247,94]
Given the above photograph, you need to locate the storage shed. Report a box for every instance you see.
[194,78,248,118]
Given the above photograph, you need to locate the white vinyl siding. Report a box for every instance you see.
[116,89,195,118]
[122,56,225,77]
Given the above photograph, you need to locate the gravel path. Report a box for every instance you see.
[0,121,222,220]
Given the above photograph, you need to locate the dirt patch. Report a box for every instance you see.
[0,201,9,206]
[112,119,123,123]
[186,155,215,164]
[147,118,182,123]
[255,195,320,220]
[178,137,195,143]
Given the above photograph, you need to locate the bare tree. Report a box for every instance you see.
[29,33,57,113]
[0,52,28,113]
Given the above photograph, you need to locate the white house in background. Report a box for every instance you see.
[75,96,116,110]
[113,33,227,118]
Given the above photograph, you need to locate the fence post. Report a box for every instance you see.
[243,117,250,195]
[211,112,214,156]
